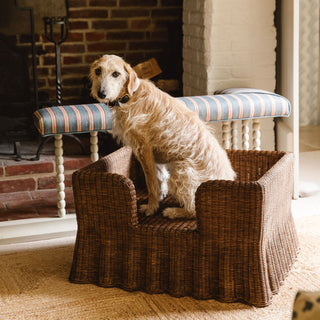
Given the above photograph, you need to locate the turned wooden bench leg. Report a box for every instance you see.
[231,121,238,150]
[55,134,66,218]
[223,119,263,151]
[90,131,99,162]
[252,119,261,151]
[222,121,232,150]
[242,120,250,150]
[54,132,99,218]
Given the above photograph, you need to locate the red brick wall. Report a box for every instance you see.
[37,0,182,104]
[0,156,92,220]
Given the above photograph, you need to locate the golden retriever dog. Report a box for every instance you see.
[90,54,236,219]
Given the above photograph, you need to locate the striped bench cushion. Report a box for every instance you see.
[178,88,290,122]
[34,103,113,137]
[33,88,291,136]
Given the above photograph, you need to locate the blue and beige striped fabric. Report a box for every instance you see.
[34,103,113,137]
[33,88,291,136]
[177,88,290,122]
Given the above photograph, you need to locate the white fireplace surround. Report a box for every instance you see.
[183,0,277,94]
[182,0,277,150]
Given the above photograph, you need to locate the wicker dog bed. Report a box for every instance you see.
[69,146,299,307]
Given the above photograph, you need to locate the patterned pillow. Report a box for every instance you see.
[292,291,320,319]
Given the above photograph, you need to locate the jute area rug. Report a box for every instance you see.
[0,215,319,320]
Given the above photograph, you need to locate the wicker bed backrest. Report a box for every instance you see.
[227,149,285,182]
[90,147,285,190]
[126,148,286,186]
[100,147,286,187]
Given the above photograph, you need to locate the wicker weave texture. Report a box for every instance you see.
[69,147,299,307]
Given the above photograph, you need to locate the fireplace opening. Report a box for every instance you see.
[0,34,37,141]
[0,0,183,160]
[0,0,68,159]
[0,2,40,155]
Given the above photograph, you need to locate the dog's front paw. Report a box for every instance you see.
[163,207,195,219]
[163,207,179,219]
[139,204,157,216]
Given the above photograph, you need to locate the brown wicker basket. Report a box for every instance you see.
[69,146,299,307]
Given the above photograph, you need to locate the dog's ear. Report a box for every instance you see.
[125,63,139,96]
[89,60,98,81]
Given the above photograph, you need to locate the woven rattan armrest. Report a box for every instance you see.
[73,144,145,189]
[192,152,296,306]
[72,167,138,228]
[75,146,133,175]
[195,152,294,236]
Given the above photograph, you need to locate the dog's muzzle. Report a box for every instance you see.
[98,90,106,99]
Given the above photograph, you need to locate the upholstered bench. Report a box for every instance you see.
[33,88,291,217]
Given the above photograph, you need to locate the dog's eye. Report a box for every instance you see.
[112,71,120,78]
[95,67,102,76]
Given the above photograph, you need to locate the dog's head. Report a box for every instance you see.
[89,54,139,105]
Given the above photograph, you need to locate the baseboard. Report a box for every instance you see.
[0,214,77,245]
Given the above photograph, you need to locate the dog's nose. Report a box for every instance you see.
[98,90,106,99]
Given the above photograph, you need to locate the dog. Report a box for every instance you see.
[90,54,236,219]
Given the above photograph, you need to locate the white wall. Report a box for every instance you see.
[183,0,277,150]
[299,0,320,126]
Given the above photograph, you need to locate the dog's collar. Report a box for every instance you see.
[108,78,140,108]
[108,94,130,107]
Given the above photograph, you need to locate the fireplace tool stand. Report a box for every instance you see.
[32,16,85,160]
[44,16,67,106]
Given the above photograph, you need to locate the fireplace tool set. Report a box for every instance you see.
[43,16,68,105]
[32,16,85,160]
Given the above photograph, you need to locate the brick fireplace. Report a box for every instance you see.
[0,0,280,224]
[1,0,276,141]
[0,0,279,158]
[0,0,183,142]
[0,0,183,222]
[0,0,182,155]
[38,0,183,105]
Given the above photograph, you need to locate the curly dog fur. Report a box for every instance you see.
[90,54,236,219]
